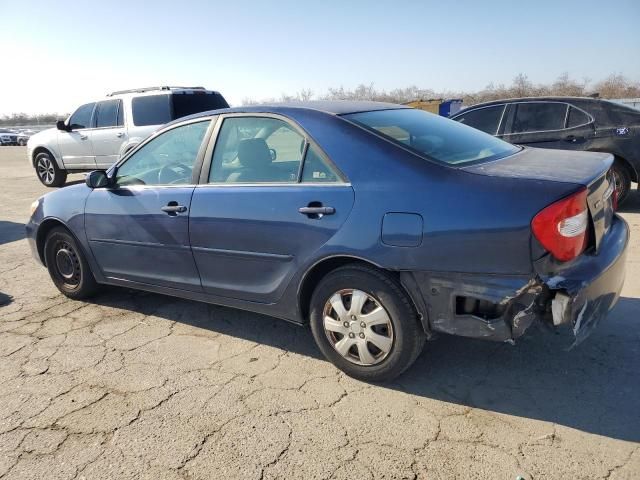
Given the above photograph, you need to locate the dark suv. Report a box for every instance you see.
[451,97,640,204]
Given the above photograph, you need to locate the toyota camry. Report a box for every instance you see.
[26,101,628,381]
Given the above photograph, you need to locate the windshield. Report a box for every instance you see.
[344,108,520,165]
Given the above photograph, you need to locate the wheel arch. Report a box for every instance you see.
[296,255,426,331]
[36,218,77,266]
[32,146,64,170]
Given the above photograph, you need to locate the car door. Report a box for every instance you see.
[84,119,213,292]
[90,99,128,169]
[57,102,96,168]
[189,114,355,304]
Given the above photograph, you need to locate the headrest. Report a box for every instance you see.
[238,138,272,170]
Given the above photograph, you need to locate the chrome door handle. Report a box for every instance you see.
[79,134,88,140]
[116,132,124,138]
[299,206,335,215]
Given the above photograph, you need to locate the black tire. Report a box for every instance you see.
[612,161,632,206]
[309,264,425,382]
[44,227,99,300]
[35,151,67,188]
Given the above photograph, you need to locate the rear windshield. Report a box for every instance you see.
[344,108,520,165]
[132,92,229,127]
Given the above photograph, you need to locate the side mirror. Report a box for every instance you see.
[56,120,68,131]
[85,170,110,189]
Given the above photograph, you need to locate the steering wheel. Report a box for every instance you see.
[158,163,192,184]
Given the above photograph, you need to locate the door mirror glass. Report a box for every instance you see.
[56,120,68,131]
[85,170,110,189]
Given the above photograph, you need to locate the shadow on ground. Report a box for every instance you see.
[0,292,13,307]
[0,221,25,246]
[86,288,640,443]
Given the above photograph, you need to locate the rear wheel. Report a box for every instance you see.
[35,151,67,187]
[44,227,99,299]
[611,161,632,206]
[309,264,425,382]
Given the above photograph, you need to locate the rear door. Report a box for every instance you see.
[502,101,594,149]
[58,102,96,168]
[189,114,354,303]
[90,99,127,169]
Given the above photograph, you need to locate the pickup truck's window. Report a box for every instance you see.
[68,103,95,130]
[116,121,209,186]
[509,102,567,133]
[95,100,122,128]
[566,107,591,128]
[209,117,305,183]
[454,105,504,134]
[132,95,172,126]
[345,108,519,166]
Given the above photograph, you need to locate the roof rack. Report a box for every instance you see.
[107,86,207,97]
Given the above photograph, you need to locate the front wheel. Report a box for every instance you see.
[35,151,67,187]
[309,264,425,382]
[44,227,99,299]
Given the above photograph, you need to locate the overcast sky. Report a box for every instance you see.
[1,0,639,115]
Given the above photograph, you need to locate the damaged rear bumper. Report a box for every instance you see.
[401,215,629,344]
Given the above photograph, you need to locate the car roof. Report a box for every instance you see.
[456,96,608,111]
[165,100,410,127]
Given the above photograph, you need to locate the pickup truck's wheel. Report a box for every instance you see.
[309,265,425,382]
[35,151,67,187]
[44,227,98,299]
[612,161,631,206]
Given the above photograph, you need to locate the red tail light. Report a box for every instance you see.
[531,188,589,262]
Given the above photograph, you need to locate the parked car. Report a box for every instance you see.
[0,128,19,146]
[26,86,229,187]
[450,97,640,204]
[17,129,36,146]
[26,102,628,381]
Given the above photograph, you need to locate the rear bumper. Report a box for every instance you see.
[401,214,629,344]
[542,214,629,345]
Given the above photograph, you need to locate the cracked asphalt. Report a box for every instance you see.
[1,145,639,479]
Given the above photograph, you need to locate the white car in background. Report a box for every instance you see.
[27,86,229,187]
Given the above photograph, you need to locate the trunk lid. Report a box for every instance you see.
[463,147,615,251]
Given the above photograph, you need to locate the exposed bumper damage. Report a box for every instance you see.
[402,215,629,346]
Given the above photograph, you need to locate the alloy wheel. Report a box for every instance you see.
[322,289,394,366]
[37,156,55,185]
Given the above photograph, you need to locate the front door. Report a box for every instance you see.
[90,99,128,169]
[58,102,96,169]
[189,115,354,303]
[84,119,212,291]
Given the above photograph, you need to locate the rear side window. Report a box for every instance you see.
[344,108,519,166]
[301,144,340,183]
[454,105,504,134]
[95,100,122,128]
[172,92,229,120]
[68,103,96,130]
[566,107,591,128]
[132,95,172,126]
[509,102,568,133]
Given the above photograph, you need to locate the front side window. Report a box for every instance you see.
[115,121,210,186]
[68,103,96,130]
[209,117,305,183]
[95,100,122,128]
[509,102,568,133]
[132,95,172,126]
[344,108,519,165]
[454,105,504,135]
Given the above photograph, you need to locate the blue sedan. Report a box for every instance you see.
[26,101,628,381]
